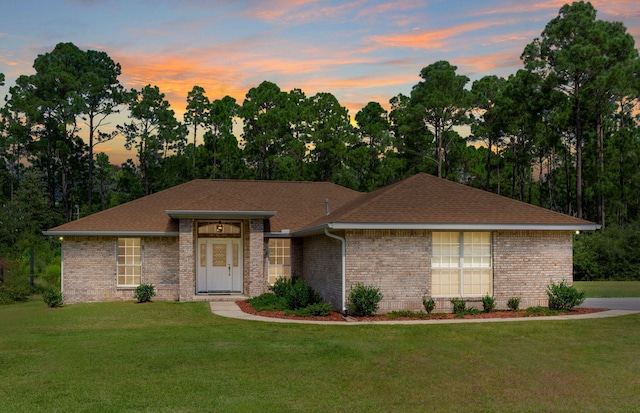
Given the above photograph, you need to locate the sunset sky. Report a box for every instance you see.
[1,0,639,164]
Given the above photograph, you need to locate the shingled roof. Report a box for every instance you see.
[45,173,597,236]
[45,179,362,235]
[302,173,597,232]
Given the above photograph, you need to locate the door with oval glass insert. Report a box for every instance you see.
[196,239,242,293]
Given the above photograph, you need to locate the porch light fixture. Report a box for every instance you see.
[216,221,224,232]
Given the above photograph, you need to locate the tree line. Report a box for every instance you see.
[1,1,639,282]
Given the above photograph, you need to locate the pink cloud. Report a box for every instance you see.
[367,20,508,50]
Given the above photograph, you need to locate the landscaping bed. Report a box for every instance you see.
[236,300,605,322]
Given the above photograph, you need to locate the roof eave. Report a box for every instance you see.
[165,210,277,219]
[293,222,600,236]
[43,230,180,237]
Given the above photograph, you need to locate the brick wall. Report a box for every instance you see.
[493,230,574,309]
[62,236,179,304]
[302,233,343,310]
[345,229,430,312]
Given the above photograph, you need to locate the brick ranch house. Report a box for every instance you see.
[44,173,598,312]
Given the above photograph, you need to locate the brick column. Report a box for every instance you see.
[178,219,195,301]
[248,219,266,297]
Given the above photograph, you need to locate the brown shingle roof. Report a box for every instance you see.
[46,173,597,236]
[306,173,595,230]
[46,179,362,234]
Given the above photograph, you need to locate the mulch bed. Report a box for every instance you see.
[235,300,606,322]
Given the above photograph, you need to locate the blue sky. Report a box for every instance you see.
[1,0,639,163]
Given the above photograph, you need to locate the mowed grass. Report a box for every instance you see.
[574,281,640,297]
[2,299,640,412]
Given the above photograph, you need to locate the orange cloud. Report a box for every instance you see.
[367,20,508,50]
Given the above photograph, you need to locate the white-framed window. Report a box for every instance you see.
[268,238,291,285]
[432,232,492,297]
[117,238,141,287]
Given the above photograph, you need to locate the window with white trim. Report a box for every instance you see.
[268,238,291,285]
[117,238,141,287]
[432,232,492,297]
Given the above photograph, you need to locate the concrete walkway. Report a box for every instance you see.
[210,300,640,325]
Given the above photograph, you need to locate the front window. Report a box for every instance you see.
[268,238,291,285]
[117,238,141,287]
[432,232,492,296]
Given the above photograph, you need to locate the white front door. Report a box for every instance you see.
[197,239,243,293]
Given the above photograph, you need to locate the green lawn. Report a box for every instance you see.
[2,299,640,412]
[573,281,640,297]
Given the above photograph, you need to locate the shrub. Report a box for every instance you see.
[422,296,436,314]
[547,280,586,310]
[43,288,63,308]
[287,278,322,310]
[347,283,383,316]
[247,293,287,311]
[286,302,334,317]
[134,284,156,303]
[0,284,31,304]
[450,298,466,315]
[481,294,495,313]
[271,276,293,298]
[507,297,521,312]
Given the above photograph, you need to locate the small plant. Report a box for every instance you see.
[43,287,64,308]
[481,294,496,313]
[134,283,156,303]
[247,293,287,311]
[507,297,521,311]
[547,280,586,310]
[450,298,466,315]
[347,283,383,316]
[422,296,436,314]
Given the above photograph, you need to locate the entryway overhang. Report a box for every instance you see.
[166,210,277,220]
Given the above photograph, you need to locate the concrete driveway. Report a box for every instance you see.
[581,298,640,311]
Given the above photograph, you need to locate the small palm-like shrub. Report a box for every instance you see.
[422,296,436,314]
[134,284,156,303]
[347,283,382,316]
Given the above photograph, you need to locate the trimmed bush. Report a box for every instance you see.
[287,278,322,310]
[547,280,586,310]
[347,283,382,316]
[43,288,63,308]
[422,296,436,314]
[481,294,495,313]
[134,284,156,303]
[507,297,521,311]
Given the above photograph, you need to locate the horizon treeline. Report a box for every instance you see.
[1,1,640,281]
